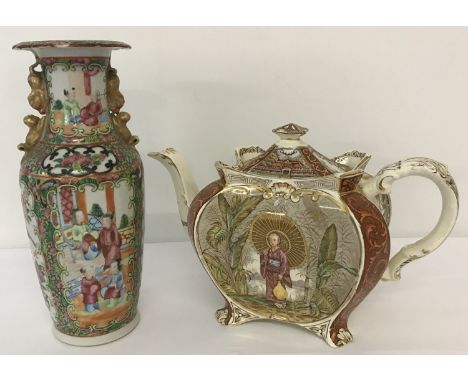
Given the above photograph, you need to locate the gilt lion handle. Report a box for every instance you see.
[18,62,49,153]
[107,66,139,145]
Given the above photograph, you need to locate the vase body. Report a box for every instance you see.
[14,41,144,346]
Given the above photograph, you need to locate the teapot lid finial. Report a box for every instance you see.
[272,123,308,140]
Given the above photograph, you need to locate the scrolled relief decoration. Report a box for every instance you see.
[333,150,367,167]
[374,160,401,191]
[294,176,339,191]
[336,328,353,346]
[235,145,265,166]
[216,300,257,326]
[375,157,459,279]
[304,322,330,340]
[262,182,302,202]
[406,157,459,198]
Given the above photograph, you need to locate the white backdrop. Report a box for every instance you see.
[1,27,466,248]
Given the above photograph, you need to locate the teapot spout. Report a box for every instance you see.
[148,148,199,227]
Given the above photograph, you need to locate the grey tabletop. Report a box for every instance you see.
[2,239,466,354]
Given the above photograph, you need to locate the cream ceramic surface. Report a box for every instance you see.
[4,28,468,248]
[150,122,459,347]
[15,40,144,346]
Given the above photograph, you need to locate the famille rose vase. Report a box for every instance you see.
[14,40,144,346]
[150,123,459,347]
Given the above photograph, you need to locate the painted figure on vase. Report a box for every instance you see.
[80,264,101,313]
[15,40,144,345]
[101,261,124,308]
[81,233,100,261]
[80,91,103,126]
[260,232,292,308]
[99,212,122,269]
[60,182,138,326]
[72,209,91,247]
[63,88,81,125]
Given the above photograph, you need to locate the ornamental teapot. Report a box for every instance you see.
[149,123,458,347]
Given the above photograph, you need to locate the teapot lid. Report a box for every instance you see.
[237,123,347,178]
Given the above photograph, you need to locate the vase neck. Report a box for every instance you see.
[38,51,118,145]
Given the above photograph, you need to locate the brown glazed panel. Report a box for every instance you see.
[186,179,234,323]
[339,173,364,193]
[329,191,390,346]
[187,180,224,244]
[300,148,333,176]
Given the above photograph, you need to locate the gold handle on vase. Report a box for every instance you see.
[107,66,139,146]
[18,61,49,153]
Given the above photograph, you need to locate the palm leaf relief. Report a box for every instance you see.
[318,224,338,263]
[229,231,248,269]
[231,193,242,211]
[206,222,226,250]
[218,193,230,227]
[203,253,237,295]
[316,224,338,288]
[205,193,264,296]
[313,223,358,315]
[230,195,264,228]
[313,287,340,315]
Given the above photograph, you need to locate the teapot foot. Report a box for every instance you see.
[216,299,258,326]
[303,322,354,348]
[333,327,353,347]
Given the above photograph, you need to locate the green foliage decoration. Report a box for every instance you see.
[204,193,263,295]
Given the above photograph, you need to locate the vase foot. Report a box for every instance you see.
[52,312,140,347]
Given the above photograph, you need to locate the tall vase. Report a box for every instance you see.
[13,40,144,346]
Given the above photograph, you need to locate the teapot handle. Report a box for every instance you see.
[374,157,459,281]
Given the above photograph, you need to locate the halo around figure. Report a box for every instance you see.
[250,212,307,268]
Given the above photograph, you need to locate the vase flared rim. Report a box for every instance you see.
[13,40,131,50]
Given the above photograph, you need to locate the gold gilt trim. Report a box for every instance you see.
[249,212,307,269]
[19,61,49,153]
[107,66,139,146]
